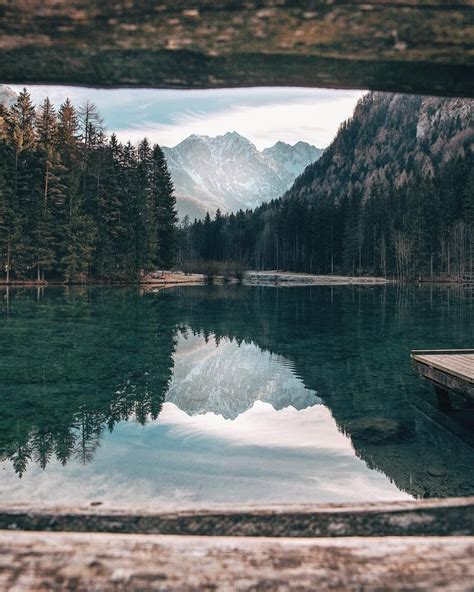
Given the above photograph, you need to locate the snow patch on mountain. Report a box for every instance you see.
[163,132,322,219]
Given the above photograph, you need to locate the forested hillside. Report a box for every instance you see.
[0,89,177,282]
[184,93,473,279]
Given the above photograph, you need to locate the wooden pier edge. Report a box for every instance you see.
[0,499,473,590]
[411,349,474,407]
[1,497,473,537]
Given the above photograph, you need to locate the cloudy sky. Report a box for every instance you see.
[10,85,365,150]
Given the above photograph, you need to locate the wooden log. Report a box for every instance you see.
[0,531,473,591]
[0,1,472,96]
[1,498,473,537]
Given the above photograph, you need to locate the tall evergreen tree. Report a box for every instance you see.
[0,148,17,282]
[5,89,37,276]
[152,144,178,270]
[34,98,66,280]
[57,98,95,280]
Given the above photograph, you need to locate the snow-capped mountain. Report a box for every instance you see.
[163,132,322,220]
[262,140,323,182]
[0,85,16,107]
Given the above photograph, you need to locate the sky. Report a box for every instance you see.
[9,85,365,150]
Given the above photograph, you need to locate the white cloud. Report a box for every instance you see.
[156,401,355,452]
[114,93,364,149]
[8,85,365,149]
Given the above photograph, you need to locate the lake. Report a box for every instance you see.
[1,284,473,506]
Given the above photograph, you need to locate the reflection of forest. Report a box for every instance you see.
[0,288,177,477]
[1,285,473,498]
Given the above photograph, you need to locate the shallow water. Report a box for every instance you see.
[1,284,473,505]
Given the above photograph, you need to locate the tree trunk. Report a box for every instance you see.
[44,159,49,203]
[6,240,10,284]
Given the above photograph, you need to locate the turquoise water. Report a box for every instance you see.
[1,284,473,505]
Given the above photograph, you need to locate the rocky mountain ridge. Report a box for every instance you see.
[0,85,16,107]
[163,132,322,219]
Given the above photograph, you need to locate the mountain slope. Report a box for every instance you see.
[184,92,473,277]
[0,85,16,107]
[163,132,322,219]
[277,93,473,276]
[287,93,472,205]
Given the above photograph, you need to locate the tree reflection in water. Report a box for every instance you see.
[0,284,472,499]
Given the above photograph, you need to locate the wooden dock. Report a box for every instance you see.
[411,349,474,409]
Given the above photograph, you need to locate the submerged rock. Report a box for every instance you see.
[427,466,448,478]
[347,416,411,445]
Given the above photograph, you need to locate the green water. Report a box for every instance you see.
[0,284,473,505]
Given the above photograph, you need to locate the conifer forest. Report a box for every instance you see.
[0,91,472,283]
[0,89,178,282]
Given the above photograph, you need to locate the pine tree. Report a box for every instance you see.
[119,141,141,278]
[6,88,36,168]
[152,144,178,270]
[5,90,37,277]
[0,148,17,282]
[135,138,153,274]
[34,98,65,280]
[57,98,79,166]
[57,98,95,281]
[94,134,128,278]
[78,100,103,178]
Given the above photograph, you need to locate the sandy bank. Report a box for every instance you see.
[244,271,392,286]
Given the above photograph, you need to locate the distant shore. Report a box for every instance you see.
[244,271,393,286]
[2,270,469,289]
[0,272,205,289]
[0,270,393,288]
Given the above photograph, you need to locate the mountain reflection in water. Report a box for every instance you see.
[0,285,473,504]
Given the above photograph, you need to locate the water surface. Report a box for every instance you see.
[1,285,473,505]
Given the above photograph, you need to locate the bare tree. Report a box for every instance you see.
[450,220,469,279]
[394,231,413,281]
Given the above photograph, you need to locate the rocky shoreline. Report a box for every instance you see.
[0,270,394,288]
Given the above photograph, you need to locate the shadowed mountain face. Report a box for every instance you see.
[285,93,473,206]
[0,285,472,502]
[163,132,322,219]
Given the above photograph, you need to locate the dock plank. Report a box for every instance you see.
[425,358,473,376]
[413,353,474,384]
[411,349,474,405]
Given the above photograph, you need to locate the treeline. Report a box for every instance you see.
[0,89,178,282]
[181,94,473,279]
